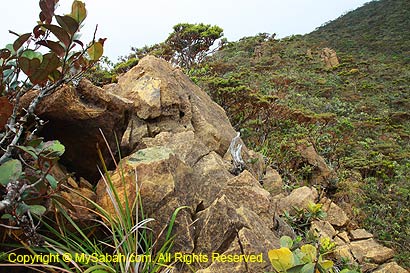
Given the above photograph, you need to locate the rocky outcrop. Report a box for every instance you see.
[94,56,278,272]
[116,56,237,156]
[321,47,339,68]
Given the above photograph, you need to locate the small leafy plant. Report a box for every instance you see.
[267,235,359,273]
[283,202,327,235]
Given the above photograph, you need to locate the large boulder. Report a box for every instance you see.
[321,47,339,68]
[193,195,279,273]
[95,146,195,252]
[116,55,237,156]
[277,186,318,213]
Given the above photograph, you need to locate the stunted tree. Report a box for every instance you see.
[165,23,224,68]
[0,0,104,245]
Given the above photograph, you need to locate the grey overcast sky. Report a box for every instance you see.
[1,0,370,61]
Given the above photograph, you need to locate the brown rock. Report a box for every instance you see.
[194,195,247,258]
[321,47,339,68]
[191,152,233,208]
[333,245,355,263]
[194,195,279,272]
[218,170,272,223]
[349,228,373,240]
[373,262,409,273]
[350,239,394,264]
[297,142,337,187]
[96,146,195,252]
[195,240,247,273]
[337,231,351,244]
[311,220,337,239]
[320,197,349,227]
[262,167,283,195]
[362,262,380,272]
[120,115,148,154]
[117,56,236,155]
[60,187,96,221]
[142,131,210,167]
[278,186,318,213]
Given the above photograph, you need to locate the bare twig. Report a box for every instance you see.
[230,132,245,175]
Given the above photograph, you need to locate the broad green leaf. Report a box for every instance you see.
[1,214,13,220]
[319,260,334,270]
[20,50,43,61]
[280,235,294,248]
[18,50,43,76]
[292,248,304,265]
[48,69,62,82]
[46,174,58,189]
[29,52,61,85]
[26,138,44,148]
[0,159,22,186]
[287,264,306,273]
[300,263,315,273]
[16,203,29,216]
[42,140,65,157]
[56,15,79,36]
[19,57,41,76]
[13,33,32,51]
[29,205,47,216]
[301,244,317,263]
[5,44,16,55]
[87,41,103,61]
[268,247,294,272]
[70,1,87,24]
[42,24,71,47]
[16,145,38,159]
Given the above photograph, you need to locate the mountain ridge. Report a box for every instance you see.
[307,0,410,59]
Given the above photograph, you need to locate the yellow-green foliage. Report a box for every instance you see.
[267,236,357,273]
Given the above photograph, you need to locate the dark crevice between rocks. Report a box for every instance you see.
[215,223,247,255]
[194,201,205,214]
[215,230,237,255]
[179,110,185,118]
[236,228,250,273]
[192,151,212,168]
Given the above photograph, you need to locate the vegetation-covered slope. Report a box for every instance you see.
[308,0,410,60]
[187,0,410,267]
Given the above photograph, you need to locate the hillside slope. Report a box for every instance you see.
[189,0,410,268]
[308,0,410,59]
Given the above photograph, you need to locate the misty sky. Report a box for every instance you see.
[1,0,370,61]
